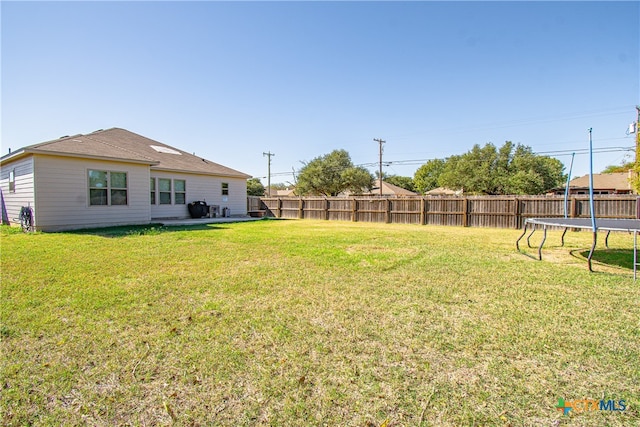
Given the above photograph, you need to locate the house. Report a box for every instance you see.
[547,172,634,195]
[0,128,251,231]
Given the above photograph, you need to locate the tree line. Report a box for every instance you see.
[248,141,578,196]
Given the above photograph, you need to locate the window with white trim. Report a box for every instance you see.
[9,169,15,193]
[150,178,156,205]
[89,170,127,206]
[159,178,172,205]
[221,182,229,202]
[174,179,186,204]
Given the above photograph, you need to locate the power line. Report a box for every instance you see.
[381,106,635,142]
[258,145,633,180]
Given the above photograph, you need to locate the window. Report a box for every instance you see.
[222,182,229,202]
[152,178,185,205]
[159,178,172,204]
[89,170,128,206]
[9,169,15,193]
[174,179,186,204]
[150,178,156,205]
[110,172,128,205]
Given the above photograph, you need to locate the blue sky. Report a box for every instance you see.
[2,1,638,185]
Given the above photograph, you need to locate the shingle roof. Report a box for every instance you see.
[568,173,631,191]
[374,179,418,196]
[342,178,418,196]
[2,128,251,179]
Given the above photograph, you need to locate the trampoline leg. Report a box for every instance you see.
[604,230,611,249]
[561,228,568,247]
[527,226,537,248]
[538,226,547,261]
[635,231,638,281]
[516,222,528,252]
[587,231,597,272]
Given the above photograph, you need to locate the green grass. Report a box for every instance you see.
[1,220,638,426]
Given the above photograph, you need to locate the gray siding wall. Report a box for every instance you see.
[0,156,35,226]
[32,155,151,231]
[150,172,247,219]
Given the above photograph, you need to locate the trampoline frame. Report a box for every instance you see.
[516,217,640,279]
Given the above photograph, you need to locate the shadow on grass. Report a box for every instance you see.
[65,217,283,238]
[67,223,228,238]
[578,249,634,270]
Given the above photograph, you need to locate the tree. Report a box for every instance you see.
[413,159,445,193]
[246,178,265,196]
[295,149,374,196]
[438,144,498,194]
[342,166,376,195]
[428,141,566,195]
[601,162,633,173]
[505,145,565,194]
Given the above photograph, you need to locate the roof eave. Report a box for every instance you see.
[2,149,160,166]
[0,149,29,164]
[150,166,251,179]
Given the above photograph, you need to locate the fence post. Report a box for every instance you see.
[420,197,426,225]
[324,198,329,220]
[462,198,469,227]
[385,198,392,223]
[514,197,520,229]
[352,199,357,222]
[298,198,304,219]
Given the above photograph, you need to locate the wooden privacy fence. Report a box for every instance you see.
[252,195,638,229]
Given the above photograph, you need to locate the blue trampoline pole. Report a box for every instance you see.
[564,152,575,219]
[587,128,597,271]
[588,128,596,232]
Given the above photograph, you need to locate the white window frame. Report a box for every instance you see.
[150,177,156,205]
[9,169,15,193]
[174,179,186,205]
[158,178,172,205]
[88,169,128,206]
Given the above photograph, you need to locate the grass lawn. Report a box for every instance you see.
[1,219,638,426]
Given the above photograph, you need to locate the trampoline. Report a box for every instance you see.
[515,127,639,279]
[516,217,640,278]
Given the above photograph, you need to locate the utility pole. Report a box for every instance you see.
[263,151,275,197]
[636,105,640,159]
[373,138,385,196]
[632,106,640,195]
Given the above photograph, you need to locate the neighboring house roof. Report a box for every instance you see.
[1,127,251,179]
[344,179,418,196]
[372,179,418,196]
[559,172,633,193]
[549,172,633,194]
[275,188,296,197]
[425,187,462,196]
